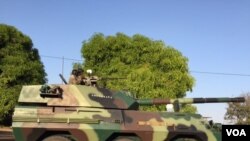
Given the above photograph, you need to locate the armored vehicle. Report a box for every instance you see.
[12,77,245,141]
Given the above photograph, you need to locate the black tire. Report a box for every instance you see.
[42,135,71,141]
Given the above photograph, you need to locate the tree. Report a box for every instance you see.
[0,24,47,125]
[81,33,195,111]
[224,93,250,124]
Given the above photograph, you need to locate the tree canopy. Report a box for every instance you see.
[224,93,250,124]
[81,33,195,112]
[0,24,47,125]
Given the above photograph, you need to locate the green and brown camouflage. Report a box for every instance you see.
[12,84,245,141]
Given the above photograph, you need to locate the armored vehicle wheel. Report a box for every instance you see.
[42,135,72,141]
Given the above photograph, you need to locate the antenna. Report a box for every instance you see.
[62,56,64,84]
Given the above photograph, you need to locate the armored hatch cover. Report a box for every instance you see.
[18,85,139,109]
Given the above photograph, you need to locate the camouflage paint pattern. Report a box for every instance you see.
[12,85,244,141]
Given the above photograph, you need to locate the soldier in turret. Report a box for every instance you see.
[68,68,85,85]
[68,69,77,84]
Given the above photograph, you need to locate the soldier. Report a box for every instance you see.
[68,68,85,84]
[76,68,85,85]
[68,69,77,84]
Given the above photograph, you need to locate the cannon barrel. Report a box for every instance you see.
[137,97,245,106]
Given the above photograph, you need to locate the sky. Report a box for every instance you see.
[1,0,250,123]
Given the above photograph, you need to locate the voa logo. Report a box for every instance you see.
[226,129,246,136]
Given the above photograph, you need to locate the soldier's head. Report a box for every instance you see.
[72,69,78,75]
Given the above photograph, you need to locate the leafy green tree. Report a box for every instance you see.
[224,93,250,124]
[0,24,47,125]
[81,33,195,112]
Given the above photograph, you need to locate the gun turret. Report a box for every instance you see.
[17,84,245,112]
